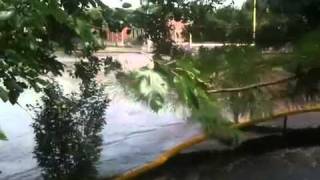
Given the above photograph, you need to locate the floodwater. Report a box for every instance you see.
[1,52,320,180]
[0,52,202,180]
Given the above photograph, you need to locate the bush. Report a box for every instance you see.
[30,57,111,180]
[31,81,108,180]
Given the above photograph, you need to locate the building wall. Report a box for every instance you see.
[105,21,188,46]
[105,27,143,46]
[168,20,188,44]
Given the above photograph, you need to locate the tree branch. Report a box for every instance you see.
[207,76,297,94]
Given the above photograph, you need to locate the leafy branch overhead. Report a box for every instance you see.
[0,0,118,140]
[113,0,320,143]
[0,0,107,104]
[1,0,320,146]
[117,27,320,142]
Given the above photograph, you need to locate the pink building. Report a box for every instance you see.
[105,27,143,46]
[106,27,130,45]
[168,19,189,44]
[105,21,189,47]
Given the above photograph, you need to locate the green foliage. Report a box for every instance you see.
[103,56,122,73]
[117,69,168,112]
[117,47,264,143]
[129,0,222,55]
[122,2,132,9]
[31,59,109,179]
[74,56,102,83]
[32,81,108,180]
[243,0,320,47]
[103,7,132,32]
[175,47,275,122]
[0,130,7,140]
[117,38,317,143]
[0,0,106,104]
[113,0,320,145]
[131,0,320,52]
[73,55,122,84]
[189,5,252,43]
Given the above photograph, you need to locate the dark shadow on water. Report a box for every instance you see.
[140,126,320,180]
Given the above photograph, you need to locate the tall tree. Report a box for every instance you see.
[189,5,252,43]
[243,0,320,47]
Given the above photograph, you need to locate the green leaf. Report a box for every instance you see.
[0,130,7,141]
[75,18,94,42]
[187,88,199,109]
[148,91,165,112]
[0,87,8,102]
[35,78,48,86]
[8,90,21,104]
[0,10,14,21]
[122,2,132,9]
[48,0,68,24]
[4,79,23,92]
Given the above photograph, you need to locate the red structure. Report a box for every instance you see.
[105,27,143,46]
[168,19,189,44]
[105,21,189,47]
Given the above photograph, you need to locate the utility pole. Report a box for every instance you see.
[253,0,257,44]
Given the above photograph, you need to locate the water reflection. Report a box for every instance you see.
[32,81,107,180]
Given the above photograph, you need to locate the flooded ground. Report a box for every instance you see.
[1,51,320,180]
[0,52,202,180]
